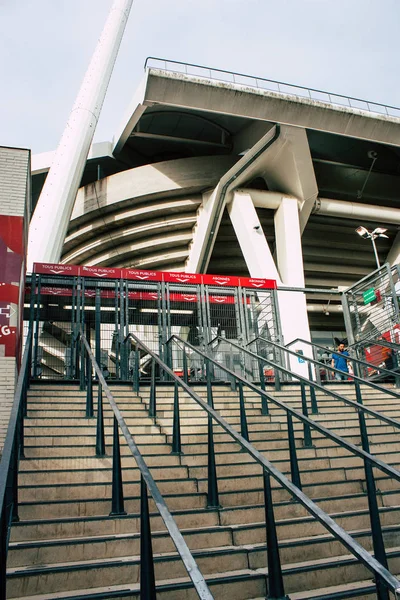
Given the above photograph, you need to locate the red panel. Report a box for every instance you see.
[0,216,24,255]
[202,274,240,287]
[209,295,235,304]
[123,269,163,282]
[163,271,202,285]
[80,266,122,279]
[34,263,81,276]
[240,277,277,289]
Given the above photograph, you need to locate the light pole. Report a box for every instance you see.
[355,226,389,269]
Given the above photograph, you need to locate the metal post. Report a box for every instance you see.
[370,235,381,270]
[287,412,302,490]
[206,359,214,409]
[140,475,157,600]
[11,435,19,523]
[300,381,313,448]
[358,410,389,592]
[96,384,106,457]
[33,276,41,379]
[312,346,322,386]
[110,416,126,516]
[238,380,249,443]
[258,359,266,392]
[263,471,289,600]
[18,402,25,461]
[133,346,140,394]
[80,340,85,391]
[86,353,94,418]
[207,415,221,509]
[149,359,156,419]
[182,348,189,385]
[0,504,7,600]
[307,362,318,414]
[95,285,101,376]
[171,382,182,455]
[274,360,281,392]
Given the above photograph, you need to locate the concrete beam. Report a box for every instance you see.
[185,125,280,273]
[142,70,400,147]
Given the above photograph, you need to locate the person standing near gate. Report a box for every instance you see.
[331,342,350,380]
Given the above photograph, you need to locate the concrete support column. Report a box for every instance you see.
[228,191,280,280]
[0,147,31,452]
[274,197,311,374]
[228,191,311,376]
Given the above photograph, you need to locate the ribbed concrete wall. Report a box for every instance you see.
[62,155,237,271]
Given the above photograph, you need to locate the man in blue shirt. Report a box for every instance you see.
[331,343,350,380]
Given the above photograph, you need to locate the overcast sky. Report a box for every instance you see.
[1,0,399,155]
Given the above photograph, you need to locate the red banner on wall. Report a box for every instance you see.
[33,263,277,289]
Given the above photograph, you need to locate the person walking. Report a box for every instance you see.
[331,342,350,381]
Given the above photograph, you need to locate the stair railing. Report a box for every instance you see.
[125,332,400,600]
[203,334,400,599]
[0,327,32,600]
[285,336,400,388]
[76,331,214,600]
[248,336,400,420]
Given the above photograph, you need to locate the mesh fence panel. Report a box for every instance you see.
[343,265,399,344]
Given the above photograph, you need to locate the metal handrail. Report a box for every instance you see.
[155,334,400,596]
[144,57,400,118]
[285,336,400,385]
[0,328,32,599]
[78,332,213,600]
[245,335,400,434]
[350,337,400,352]
[177,335,400,482]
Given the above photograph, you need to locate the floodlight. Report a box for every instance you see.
[355,225,389,269]
[356,226,369,239]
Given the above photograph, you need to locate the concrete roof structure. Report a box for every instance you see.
[31,59,400,333]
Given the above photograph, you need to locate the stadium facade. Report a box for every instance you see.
[30,57,400,344]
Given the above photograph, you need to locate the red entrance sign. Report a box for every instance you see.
[33,263,277,290]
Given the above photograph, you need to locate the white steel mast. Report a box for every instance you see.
[27,0,134,269]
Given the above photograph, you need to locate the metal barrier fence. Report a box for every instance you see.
[144,57,400,119]
[25,273,281,381]
[342,264,400,346]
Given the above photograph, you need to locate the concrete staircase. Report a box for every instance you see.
[6,381,400,599]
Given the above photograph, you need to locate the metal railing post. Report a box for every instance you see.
[238,380,249,443]
[171,381,182,455]
[110,416,126,516]
[0,505,7,600]
[206,359,214,409]
[263,471,289,600]
[18,401,25,461]
[312,345,322,386]
[358,409,389,592]
[300,381,313,448]
[307,362,318,414]
[149,359,156,419]
[96,383,106,457]
[182,348,189,385]
[258,359,266,392]
[133,346,140,394]
[140,475,157,600]
[207,415,221,509]
[79,340,85,391]
[287,412,302,491]
[10,435,19,524]
[86,353,94,418]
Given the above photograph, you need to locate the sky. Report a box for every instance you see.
[1,0,399,155]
